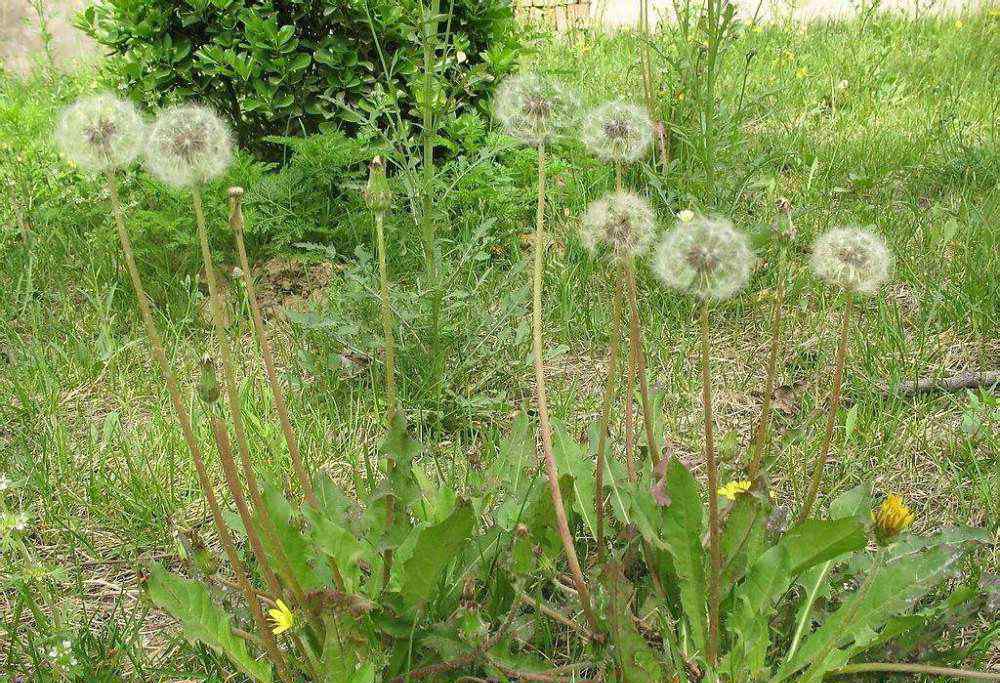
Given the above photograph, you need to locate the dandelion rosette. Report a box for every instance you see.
[580,191,657,260]
[581,101,654,163]
[652,215,755,300]
[872,494,914,545]
[54,94,145,173]
[145,105,233,188]
[494,73,579,147]
[810,226,892,295]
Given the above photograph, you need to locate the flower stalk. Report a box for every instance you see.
[227,188,316,505]
[748,254,788,479]
[531,144,600,634]
[594,275,622,561]
[104,174,294,683]
[700,301,722,665]
[797,294,853,524]
[623,258,661,469]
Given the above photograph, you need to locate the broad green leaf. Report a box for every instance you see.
[260,481,330,592]
[397,500,476,608]
[726,517,866,676]
[720,495,765,586]
[774,530,986,682]
[304,506,367,593]
[147,564,272,682]
[653,459,707,651]
[552,424,596,539]
[603,564,666,682]
[318,613,370,681]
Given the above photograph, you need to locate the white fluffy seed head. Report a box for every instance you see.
[494,73,580,148]
[653,215,755,301]
[580,101,654,164]
[54,94,145,173]
[810,226,892,295]
[580,191,657,261]
[144,105,233,188]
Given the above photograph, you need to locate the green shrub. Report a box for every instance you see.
[78,0,521,155]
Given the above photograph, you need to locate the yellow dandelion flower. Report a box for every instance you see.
[677,91,685,102]
[796,67,808,78]
[954,19,964,28]
[719,480,752,500]
[872,494,915,545]
[267,599,295,635]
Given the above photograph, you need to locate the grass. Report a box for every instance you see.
[2,7,999,679]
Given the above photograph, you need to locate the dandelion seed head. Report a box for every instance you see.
[581,101,653,163]
[580,191,656,260]
[652,215,754,300]
[494,73,579,147]
[145,105,233,188]
[54,94,145,173]
[810,226,892,295]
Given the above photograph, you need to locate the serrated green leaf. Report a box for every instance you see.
[603,564,667,682]
[552,425,596,539]
[147,564,273,682]
[397,500,476,608]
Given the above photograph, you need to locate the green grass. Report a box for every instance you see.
[2,8,999,679]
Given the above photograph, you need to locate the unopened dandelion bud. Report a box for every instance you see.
[580,191,656,261]
[197,355,221,405]
[653,215,755,300]
[581,101,654,163]
[145,105,233,188]
[55,94,145,174]
[872,494,914,545]
[810,226,892,295]
[494,73,580,148]
[364,156,393,213]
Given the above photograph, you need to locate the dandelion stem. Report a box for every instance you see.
[700,301,721,665]
[624,259,661,468]
[531,144,600,635]
[191,188,316,627]
[227,189,315,505]
[104,174,294,683]
[373,208,398,425]
[797,294,853,524]
[207,412,320,681]
[594,273,622,562]
[748,258,787,479]
[623,314,638,483]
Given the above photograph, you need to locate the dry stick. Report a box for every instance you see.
[892,370,1000,397]
[531,143,600,635]
[748,269,787,479]
[191,189,314,616]
[700,302,721,666]
[827,663,1000,680]
[228,188,316,504]
[207,411,320,681]
[797,295,853,525]
[624,259,661,469]
[104,175,294,683]
[594,276,622,563]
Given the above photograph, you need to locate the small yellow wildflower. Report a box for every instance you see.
[954,19,964,28]
[872,494,915,545]
[678,209,695,223]
[719,480,752,500]
[267,599,295,635]
[677,91,685,102]
[796,67,808,79]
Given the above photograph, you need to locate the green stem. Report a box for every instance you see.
[701,301,721,665]
[421,0,443,399]
[748,257,787,479]
[797,295,853,524]
[374,209,397,425]
[227,188,315,505]
[826,663,1000,680]
[594,274,622,562]
[624,259,660,469]
[531,144,600,636]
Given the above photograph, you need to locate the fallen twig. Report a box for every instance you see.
[889,371,1000,397]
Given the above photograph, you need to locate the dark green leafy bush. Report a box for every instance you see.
[78,0,521,155]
